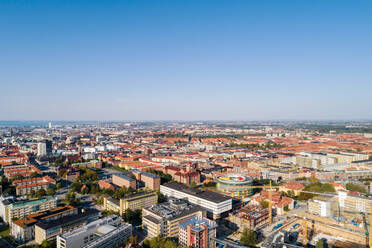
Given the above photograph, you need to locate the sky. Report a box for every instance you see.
[1,0,372,121]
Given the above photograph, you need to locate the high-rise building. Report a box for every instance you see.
[37,140,52,157]
[48,122,52,129]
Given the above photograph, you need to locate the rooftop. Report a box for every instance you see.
[162,182,232,203]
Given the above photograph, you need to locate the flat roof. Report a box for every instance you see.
[162,182,232,203]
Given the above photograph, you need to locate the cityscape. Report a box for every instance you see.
[1,1,372,248]
[1,121,372,248]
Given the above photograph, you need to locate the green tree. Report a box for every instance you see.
[346,183,367,193]
[260,200,269,208]
[37,188,46,198]
[46,188,56,196]
[30,172,40,178]
[56,182,62,190]
[190,181,197,188]
[316,239,325,248]
[240,228,258,246]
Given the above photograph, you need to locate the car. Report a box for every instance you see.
[292,223,299,229]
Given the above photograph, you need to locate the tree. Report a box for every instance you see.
[346,183,367,194]
[56,182,62,190]
[12,175,24,181]
[190,181,197,188]
[46,188,56,196]
[128,235,139,248]
[284,205,289,211]
[240,228,258,246]
[37,188,46,198]
[316,239,325,248]
[30,172,40,178]
[41,239,55,248]
[260,200,269,208]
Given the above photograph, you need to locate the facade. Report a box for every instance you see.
[132,169,161,190]
[142,198,204,238]
[160,182,232,219]
[229,205,269,230]
[307,196,334,217]
[178,215,217,248]
[37,140,52,157]
[13,176,56,196]
[10,205,77,242]
[112,174,137,189]
[56,215,132,248]
[215,174,254,199]
[3,164,41,179]
[103,191,158,215]
[34,208,100,244]
[4,196,57,223]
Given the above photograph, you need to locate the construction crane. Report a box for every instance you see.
[245,180,279,224]
[293,190,372,248]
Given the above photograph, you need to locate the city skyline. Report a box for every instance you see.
[1,0,372,120]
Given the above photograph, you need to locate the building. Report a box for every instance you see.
[103,191,158,215]
[10,205,77,242]
[338,191,372,214]
[3,164,41,179]
[162,165,201,186]
[132,169,161,190]
[178,215,217,248]
[12,176,56,196]
[142,198,205,238]
[160,182,232,219]
[228,205,269,230]
[112,174,136,189]
[251,191,294,215]
[37,140,52,157]
[215,174,254,199]
[279,181,305,196]
[34,208,100,244]
[2,196,57,223]
[307,196,334,217]
[56,215,132,248]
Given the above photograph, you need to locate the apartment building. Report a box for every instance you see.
[160,182,232,219]
[10,205,77,242]
[3,164,41,179]
[178,215,217,248]
[142,198,204,238]
[12,176,56,196]
[307,196,334,217]
[56,215,132,248]
[34,208,100,244]
[103,191,158,215]
[2,196,57,223]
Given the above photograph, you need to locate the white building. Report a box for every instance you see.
[56,215,131,248]
[160,182,232,219]
[37,142,47,157]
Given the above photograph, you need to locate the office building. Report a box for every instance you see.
[56,215,132,248]
[160,182,232,219]
[37,140,52,157]
[11,205,77,242]
[34,208,99,244]
[142,198,204,238]
[103,191,157,215]
[178,215,217,248]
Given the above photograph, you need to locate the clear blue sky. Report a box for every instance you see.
[1,0,372,121]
